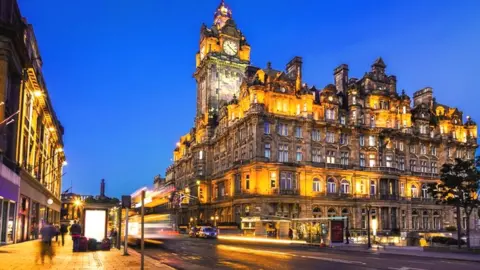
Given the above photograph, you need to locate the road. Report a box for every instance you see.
[136,237,479,270]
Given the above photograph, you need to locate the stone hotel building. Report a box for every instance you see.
[166,1,479,237]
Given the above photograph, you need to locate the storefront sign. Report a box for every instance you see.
[330,220,344,243]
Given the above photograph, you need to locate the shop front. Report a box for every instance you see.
[0,163,20,245]
[17,171,61,242]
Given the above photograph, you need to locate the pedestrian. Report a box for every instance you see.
[38,222,55,264]
[109,227,118,248]
[60,223,68,246]
[55,224,60,245]
[70,220,82,252]
[288,228,293,240]
[32,222,39,240]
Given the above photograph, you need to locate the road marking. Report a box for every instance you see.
[388,267,426,270]
[299,255,366,265]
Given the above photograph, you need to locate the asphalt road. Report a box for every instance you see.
[137,237,479,270]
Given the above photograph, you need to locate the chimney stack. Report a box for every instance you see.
[100,179,105,197]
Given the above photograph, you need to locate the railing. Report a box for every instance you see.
[279,189,299,195]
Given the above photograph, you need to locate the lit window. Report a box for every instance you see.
[340,116,346,125]
[352,96,356,105]
[270,172,276,188]
[369,154,376,167]
[403,106,406,114]
[326,151,336,164]
[411,185,418,198]
[368,136,375,146]
[386,156,393,167]
[313,178,321,192]
[296,104,301,115]
[326,109,335,120]
[400,182,405,196]
[199,150,204,160]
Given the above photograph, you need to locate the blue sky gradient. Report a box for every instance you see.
[17,0,480,197]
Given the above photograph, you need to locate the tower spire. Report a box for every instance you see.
[214,0,232,29]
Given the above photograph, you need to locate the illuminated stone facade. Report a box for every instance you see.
[0,0,66,243]
[167,1,479,235]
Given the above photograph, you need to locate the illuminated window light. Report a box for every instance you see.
[34,90,42,97]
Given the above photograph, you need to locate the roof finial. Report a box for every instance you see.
[214,0,232,29]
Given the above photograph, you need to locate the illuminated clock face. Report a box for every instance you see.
[223,40,238,56]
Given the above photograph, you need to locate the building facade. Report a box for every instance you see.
[166,1,479,239]
[0,0,66,244]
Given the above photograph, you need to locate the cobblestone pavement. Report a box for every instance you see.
[0,237,172,270]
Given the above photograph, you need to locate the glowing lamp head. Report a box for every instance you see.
[196,180,201,185]
[47,198,53,205]
[34,90,42,97]
[56,147,64,153]
[185,187,190,193]
[74,199,82,206]
[49,127,55,132]
[328,96,333,101]
[211,216,214,220]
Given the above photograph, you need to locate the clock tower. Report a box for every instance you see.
[194,0,251,121]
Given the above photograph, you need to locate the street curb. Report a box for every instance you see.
[120,247,176,269]
[330,247,480,263]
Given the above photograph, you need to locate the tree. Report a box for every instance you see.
[428,158,480,249]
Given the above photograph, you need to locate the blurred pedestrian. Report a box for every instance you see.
[288,228,293,240]
[60,223,68,246]
[109,227,118,248]
[31,222,39,240]
[54,224,60,246]
[38,222,55,264]
[70,220,82,252]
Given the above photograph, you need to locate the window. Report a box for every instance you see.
[360,153,365,167]
[431,162,437,173]
[399,142,404,151]
[295,127,302,138]
[431,146,436,156]
[327,178,336,193]
[270,172,276,188]
[280,172,295,190]
[199,150,204,160]
[296,146,302,162]
[326,109,335,120]
[369,154,376,167]
[410,145,416,153]
[234,174,241,193]
[420,125,427,134]
[368,136,375,146]
[340,152,349,165]
[340,116,346,125]
[296,104,301,115]
[420,144,426,155]
[278,123,288,136]
[447,147,451,157]
[278,144,289,162]
[245,174,250,190]
[399,157,405,170]
[400,182,405,196]
[370,116,375,128]
[352,110,357,121]
[420,160,427,172]
[422,184,428,198]
[253,93,257,103]
[264,143,271,159]
[370,180,376,196]
[313,178,321,192]
[359,134,365,146]
[312,149,322,163]
[411,185,418,198]
[312,129,321,141]
[410,159,416,172]
[402,106,406,114]
[340,180,350,194]
[403,119,407,127]
[386,156,393,167]
[326,151,336,164]
[339,133,347,145]
[423,213,429,230]
[264,122,270,134]
[303,103,307,112]
[326,132,335,143]
[352,96,356,105]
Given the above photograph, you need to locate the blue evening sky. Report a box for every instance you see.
[17,0,480,198]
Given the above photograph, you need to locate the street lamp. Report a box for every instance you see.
[211,215,219,227]
[365,203,372,249]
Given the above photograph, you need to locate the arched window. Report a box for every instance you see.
[411,185,418,198]
[421,184,429,198]
[312,206,322,218]
[327,208,337,217]
[326,109,335,120]
[327,178,336,193]
[313,178,321,192]
[340,180,350,194]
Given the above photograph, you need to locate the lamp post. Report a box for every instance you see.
[365,203,372,249]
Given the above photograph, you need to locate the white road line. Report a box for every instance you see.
[298,255,367,265]
[388,267,426,270]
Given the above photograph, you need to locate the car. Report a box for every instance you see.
[198,227,218,239]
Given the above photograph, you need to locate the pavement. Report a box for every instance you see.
[0,237,172,270]
[137,236,480,270]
